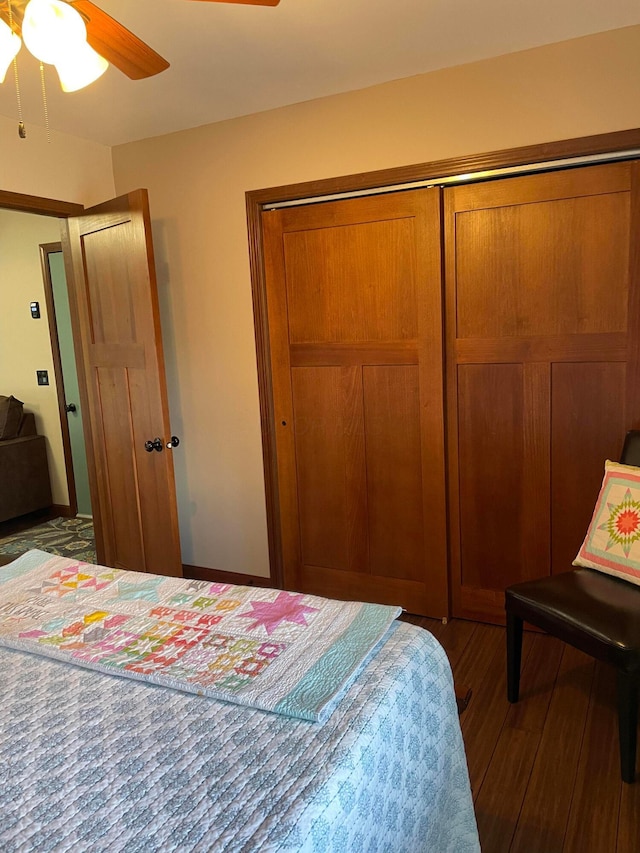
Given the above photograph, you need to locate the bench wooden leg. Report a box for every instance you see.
[506,610,523,704]
[617,671,638,784]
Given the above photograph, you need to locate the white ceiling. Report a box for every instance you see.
[1,0,639,147]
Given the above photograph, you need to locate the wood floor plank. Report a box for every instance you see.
[563,662,622,853]
[505,633,564,733]
[617,778,640,853]
[473,633,563,849]
[434,617,478,669]
[510,644,595,853]
[475,726,541,850]
[458,625,533,797]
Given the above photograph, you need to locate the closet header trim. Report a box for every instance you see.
[263,148,640,211]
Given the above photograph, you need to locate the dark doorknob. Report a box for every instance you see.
[166,436,180,449]
[144,437,164,453]
[65,403,77,413]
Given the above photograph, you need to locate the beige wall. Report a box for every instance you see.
[0,114,115,206]
[112,25,640,578]
[0,210,69,505]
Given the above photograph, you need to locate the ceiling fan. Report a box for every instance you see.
[0,0,281,85]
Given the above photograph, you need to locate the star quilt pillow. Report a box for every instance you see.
[574,460,640,585]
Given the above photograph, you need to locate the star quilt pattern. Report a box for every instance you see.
[0,550,400,721]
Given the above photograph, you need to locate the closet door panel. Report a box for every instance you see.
[550,362,627,575]
[446,161,639,622]
[284,220,418,343]
[263,188,448,616]
[457,363,550,598]
[455,192,629,339]
[292,366,361,573]
[458,364,526,591]
[363,364,423,581]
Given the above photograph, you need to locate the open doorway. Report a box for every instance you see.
[0,210,93,560]
[0,209,68,514]
[40,242,92,518]
[0,187,182,577]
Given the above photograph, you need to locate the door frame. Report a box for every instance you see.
[39,240,78,518]
[0,191,104,553]
[246,128,640,588]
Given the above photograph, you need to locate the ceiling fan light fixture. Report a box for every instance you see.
[21,0,108,90]
[54,41,108,92]
[0,19,21,84]
[23,0,85,64]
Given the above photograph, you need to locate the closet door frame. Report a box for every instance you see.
[246,129,640,590]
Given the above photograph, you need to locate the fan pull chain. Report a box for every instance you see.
[39,62,51,143]
[12,59,25,138]
[7,0,25,138]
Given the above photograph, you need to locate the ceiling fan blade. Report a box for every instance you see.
[186,1,281,6]
[0,0,27,31]
[69,0,170,80]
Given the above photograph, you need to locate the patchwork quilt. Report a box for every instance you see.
[0,550,400,721]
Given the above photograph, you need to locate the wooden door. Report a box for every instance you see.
[62,189,182,577]
[445,162,640,621]
[262,189,448,617]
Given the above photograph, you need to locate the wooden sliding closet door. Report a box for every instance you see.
[262,189,448,617]
[446,162,640,622]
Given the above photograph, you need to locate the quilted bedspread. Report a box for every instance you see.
[0,612,479,852]
[0,551,400,721]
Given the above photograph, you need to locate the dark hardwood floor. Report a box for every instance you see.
[404,615,640,853]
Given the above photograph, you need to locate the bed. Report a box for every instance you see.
[0,550,479,852]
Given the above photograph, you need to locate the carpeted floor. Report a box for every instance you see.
[0,516,96,563]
